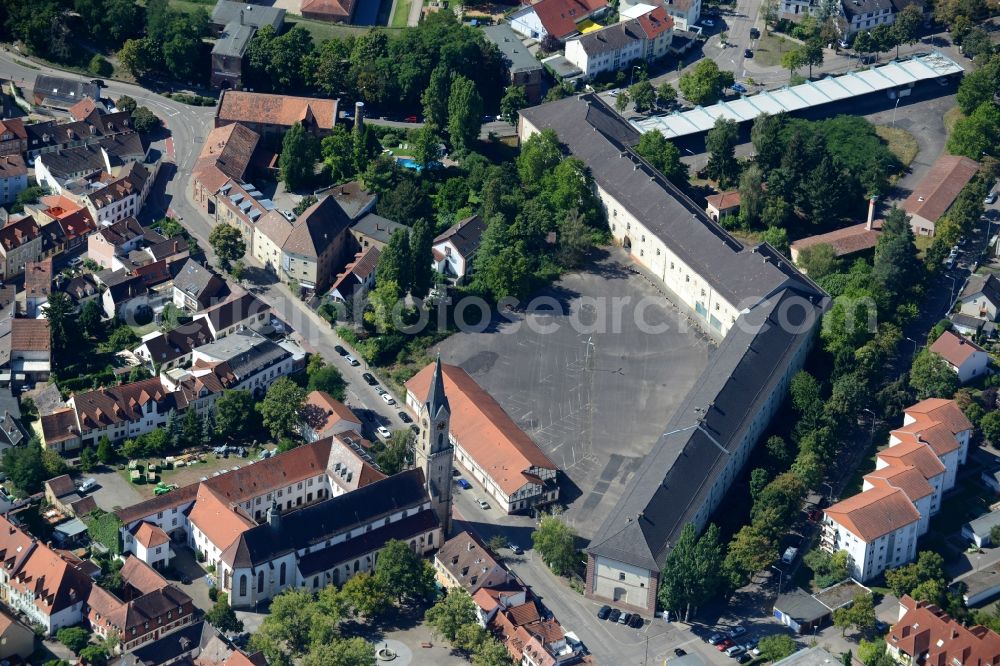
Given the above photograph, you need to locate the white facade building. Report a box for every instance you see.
[564,7,673,78]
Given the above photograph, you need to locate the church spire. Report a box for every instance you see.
[425,355,449,420]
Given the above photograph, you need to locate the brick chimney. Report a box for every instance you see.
[867,196,877,231]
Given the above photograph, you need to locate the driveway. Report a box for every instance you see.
[167,547,214,611]
[87,466,142,512]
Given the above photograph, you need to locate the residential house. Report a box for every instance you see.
[25,195,97,255]
[38,407,82,453]
[24,111,134,162]
[45,475,97,519]
[483,25,545,104]
[0,154,27,205]
[111,620,235,666]
[874,439,946,515]
[862,465,935,536]
[67,96,102,122]
[211,6,283,91]
[902,155,979,237]
[325,180,376,221]
[350,213,405,251]
[252,210,294,273]
[87,557,195,653]
[0,388,27,454]
[405,362,560,514]
[510,0,611,41]
[301,390,363,440]
[658,0,702,30]
[0,214,43,279]
[193,292,271,339]
[565,7,673,78]
[842,0,894,34]
[192,123,260,212]
[431,215,487,283]
[705,191,740,221]
[68,377,176,448]
[83,161,157,227]
[0,317,52,386]
[134,319,215,372]
[958,273,1000,322]
[887,596,1000,666]
[0,608,35,660]
[98,269,148,319]
[434,531,513,595]
[173,259,229,311]
[214,91,338,138]
[87,217,146,269]
[894,397,973,488]
[65,274,99,305]
[34,133,144,193]
[329,246,379,303]
[278,195,354,293]
[32,76,100,110]
[215,180,277,249]
[187,330,302,398]
[929,329,990,384]
[0,118,28,156]
[0,514,93,634]
[821,486,920,581]
[300,0,358,22]
[962,508,1000,548]
[23,257,52,317]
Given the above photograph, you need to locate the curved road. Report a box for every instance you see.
[0,49,408,438]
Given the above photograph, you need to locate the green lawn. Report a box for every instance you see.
[285,15,398,41]
[753,32,795,69]
[390,0,412,28]
[169,0,215,14]
[875,125,919,169]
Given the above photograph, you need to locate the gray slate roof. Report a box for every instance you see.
[211,0,286,29]
[352,213,405,245]
[574,19,646,56]
[212,21,257,58]
[33,76,100,107]
[36,133,143,180]
[519,94,823,307]
[193,330,287,379]
[960,273,1000,307]
[482,24,543,75]
[841,0,892,19]
[966,508,1000,538]
[587,288,824,571]
[173,259,226,305]
[774,588,832,623]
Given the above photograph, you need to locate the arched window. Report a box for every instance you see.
[438,433,444,447]
[239,575,247,597]
[257,571,264,594]
[279,562,286,586]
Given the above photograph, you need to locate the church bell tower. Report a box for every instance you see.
[416,356,454,536]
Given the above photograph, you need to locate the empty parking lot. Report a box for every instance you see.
[438,248,712,537]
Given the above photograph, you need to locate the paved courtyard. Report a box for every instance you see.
[438,248,712,537]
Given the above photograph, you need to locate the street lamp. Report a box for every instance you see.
[946,274,957,306]
[821,481,835,503]
[630,65,642,87]
[891,95,902,127]
[861,407,876,438]
[662,417,728,455]
[770,565,784,594]
[904,336,919,356]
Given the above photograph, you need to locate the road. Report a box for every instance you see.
[0,48,408,442]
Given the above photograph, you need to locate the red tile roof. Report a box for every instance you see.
[194,123,260,195]
[791,221,882,258]
[406,363,556,496]
[68,97,99,122]
[301,0,356,20]
[705,190,741,211]
[930,329,987,368]
[40,408,79,444]
[72,377,169,430]
[303,390,361,436]
[11,318,50,352]
[133,521,170,549]
[863,464,934,502]
[877,438,947,480]
[188,485,254,553]
[217,91,338,131]
[906,398,973,435]
[902,155,979,224]
[0,216,41,254]
[530,0,610,39]
[824,485,920,541]
[890,596,1000,666]
[636,6,673,38]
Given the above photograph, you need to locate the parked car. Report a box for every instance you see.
[717,639,734,651]
[345,354,360,367]
[738,653,752,663]
[376,426,392,438]
[985,191,997,205]
[744,48,753,58]
[398,411,412,423]
[781,547,798,564]
[629,614,644,628]
[619,612,632,625]
[375,386,387,395]
[508,542,523,554]
[609,609,622,623]
[749,27,760,38]
[702,18,715,26]
[77,478,97,493]
[725,645,745,658]
[598,605,612,620]
[362,372,378,386]
[732,83,748,94]
[334,345,348,356]
[708,633,726,645]
[728,626,747,639]
[404,115,419,123]
[457,478,472,489]
[381,393,396,405]
[675,648,688,657]
[477,498,490,509]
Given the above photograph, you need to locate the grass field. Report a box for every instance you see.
[285,14,393,41]
[875,125,919,168]
[390,0,412,27]
[944,106,964,136]
[753,32,794,69]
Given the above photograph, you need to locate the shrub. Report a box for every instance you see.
[208,586,219,602]
[89,55,112,77]
[57,626,91,653]
[165,92,216,106]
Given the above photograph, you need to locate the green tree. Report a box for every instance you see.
[473,638,515,666]
[517,129,562,187]
[892,4,922,56]
[376,539,436,603]
[425,589,478,642]
[293,196,318,217]
[835,593,878,637]
[376,229,412,297]
[45,291,76,360]
[738,164,766,226]
[909,348,960,400]
[215,390,256,441]
[723,525,777,587]
[422,64,451,130]
[410,218,435,298]
[307,366,347,401]
[337,571,391,620]
[376,430,412,475]
[873,207,920,302]
[279,122,321,192]
[657,82,678,107]
[750,468,770,501]
[963,28,993,61]
[2,442,48,495]
[80,446,97,473]
[117,38,157,78]
[500,85,528,124]
[957,57,1000,115]
[413,125,440,171]
[705,118,740,188]
[321,127,355,183]
[256,588,317,655]
[447,75,483,154]
[948,102,1000,159]
[758,635,797,661]
[97,436,115,464]
[615,90,631,113]
[79,645,108,665]
[629,80,657,113]
[679,59,735,105]
[206,594,244,634]
[762,227,790,256]
[257,378,307,440]
[781,48,806,77]
[131,107,160,134]
[636,131,688,185]
[752,112,786,172]
[557,209,594,268]
[802,39,824,77]
[658,523,724,620]
[57,626,91,654]
[302,638,376,666]
[981,410,1000,444]
[208,225,246,272]
[532,513,578,576]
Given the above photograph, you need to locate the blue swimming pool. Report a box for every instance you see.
[396,157,442,172]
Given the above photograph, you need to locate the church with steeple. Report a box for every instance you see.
[415,356,454,535]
